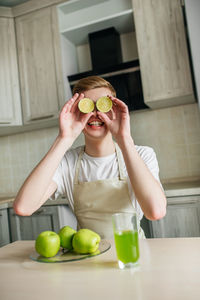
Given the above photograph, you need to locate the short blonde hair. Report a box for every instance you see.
[72,76,116,97]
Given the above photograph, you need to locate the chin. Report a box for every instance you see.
[83,127,109,140]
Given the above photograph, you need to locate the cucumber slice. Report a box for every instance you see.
[78,98,95,113]
[96,96,112,113]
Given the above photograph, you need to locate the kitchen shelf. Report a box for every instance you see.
[57,0,134,45]
[56,0,137,99]
[60,10,134,45]
[58,0,109,15]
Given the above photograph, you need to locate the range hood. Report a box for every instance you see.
[67,27,148,111]
[67,59,140,85]
[67,59,148,112]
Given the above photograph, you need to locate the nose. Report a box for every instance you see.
[93,102,98,114]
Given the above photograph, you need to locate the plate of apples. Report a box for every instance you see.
[30,226,111,263]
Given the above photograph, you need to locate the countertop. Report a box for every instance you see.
[162,179,200,197]
[0,238,200,300]
[0,196,68,209]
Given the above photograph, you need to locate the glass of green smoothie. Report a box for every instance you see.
[112,212,140,269]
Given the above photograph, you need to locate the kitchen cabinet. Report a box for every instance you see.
[57,0,195,109]
[0,200,77,245]
[0,0,195,135]
[0,208,10,247]
[140,215,151,238]
[8,203,77,242]
[57,0,138,89]
[0,17,22,126]
[132,0,195,109]
[58,204,77,230]
[9,206,60,242]
[149,195,200,238]
[184,0,200,109]
[15,6,64,124]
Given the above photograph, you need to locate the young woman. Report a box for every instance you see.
[14,76,166,238]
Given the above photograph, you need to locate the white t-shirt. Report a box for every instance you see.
[52,145,161,221]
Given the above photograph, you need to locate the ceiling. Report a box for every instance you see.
[0,0,31,7]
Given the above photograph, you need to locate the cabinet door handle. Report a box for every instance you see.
[30,115,55,121]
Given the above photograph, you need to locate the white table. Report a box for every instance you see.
[0,238,200,300]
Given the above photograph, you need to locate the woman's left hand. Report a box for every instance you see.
[97,95,131,144]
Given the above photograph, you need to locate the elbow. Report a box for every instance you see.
[13,201,33,217]
[148,207,166,221]
[145,198,167,221]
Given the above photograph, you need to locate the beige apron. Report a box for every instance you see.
[73,144,145,239]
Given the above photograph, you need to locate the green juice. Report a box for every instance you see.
[114,230,139,264]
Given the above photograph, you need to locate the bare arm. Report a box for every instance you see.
[117,138,166,220]
[14,93,93,216]
[98,96,166,221]
[13,137,72,216]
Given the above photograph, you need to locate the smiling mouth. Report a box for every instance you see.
[88,121,104,127]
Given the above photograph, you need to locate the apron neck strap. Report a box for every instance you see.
[74,143,126,184]
[74,146,85,184]
[115,142,126,180]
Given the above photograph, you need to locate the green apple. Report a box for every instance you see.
[58,225,77,250]
[35,231,60,258]
[72,229,101,254]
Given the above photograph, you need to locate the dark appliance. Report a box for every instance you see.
[88,27,122,70]
[105,70,147,111]
[68,59,148,111]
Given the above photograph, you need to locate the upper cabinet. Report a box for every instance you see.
[132,0,195,109]
[15,6,64,124]
[56,0,139,93]
[0,0,197,135]
[184,0,200,109]
[0,17,22,126]
[57,0,195,109]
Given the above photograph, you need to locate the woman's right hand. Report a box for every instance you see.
[59,93,93,142]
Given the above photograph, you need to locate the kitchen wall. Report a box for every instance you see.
[0,102,200,197]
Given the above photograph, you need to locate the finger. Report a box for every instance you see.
[97,112,112,127]
[108,95,128,113]
[110,104,117,118]
[60,93,79,115]
[80,112,94,126]
[106,107,115,120]
[71,93,85,113]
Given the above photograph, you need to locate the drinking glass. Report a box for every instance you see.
[112,212,140,269]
